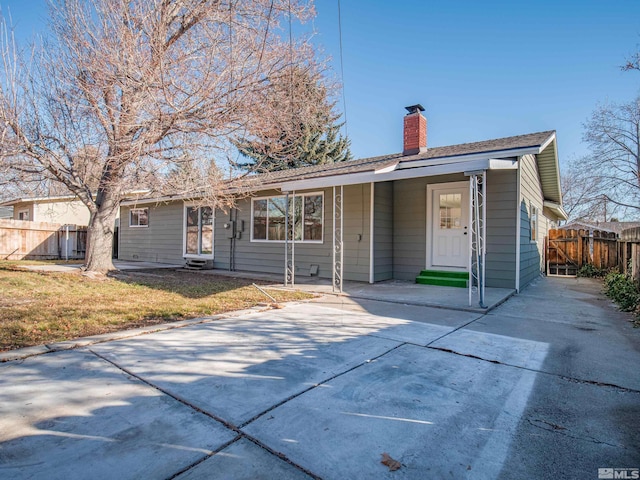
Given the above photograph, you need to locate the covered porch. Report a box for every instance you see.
[279,164,502,308]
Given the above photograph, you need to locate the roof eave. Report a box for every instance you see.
[543,200,568,220]
[534,132,563,205]
[278,157,517,192]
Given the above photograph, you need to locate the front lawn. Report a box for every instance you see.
[0,262,311,351]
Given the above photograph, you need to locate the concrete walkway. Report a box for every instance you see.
[1,277,638,479]
[22,260,184,273]
[21,262,515,312]
[200,269,516,313]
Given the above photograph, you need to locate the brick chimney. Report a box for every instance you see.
[403,104,427,155]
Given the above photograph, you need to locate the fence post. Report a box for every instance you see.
[65,225,70,261]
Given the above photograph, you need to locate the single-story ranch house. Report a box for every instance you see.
[118,105,567,304]
[1,194,92,225]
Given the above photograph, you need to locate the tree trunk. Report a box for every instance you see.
[84,192,119,273]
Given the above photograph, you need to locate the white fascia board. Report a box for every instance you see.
[543,200,568,220]
[538,131,556,153]
[280,159,494,191]
[395,146,539,171]
[121,194,196,206]
[0,194,77,206]
[375,161,399,174]
[488,158,518,169]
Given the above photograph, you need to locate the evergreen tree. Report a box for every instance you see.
[235,68,352,172]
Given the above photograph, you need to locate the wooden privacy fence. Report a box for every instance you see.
[546,228,618,276]
[0,219,87,260]
[620,227,640,284]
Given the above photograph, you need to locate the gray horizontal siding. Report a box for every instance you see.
[118,203,184,264]
[485,170,517,289]
[392,174,467,281]
[374,182,393,281]
[217,185,371,282]
[519,154,545,289]
[392,177,426,281]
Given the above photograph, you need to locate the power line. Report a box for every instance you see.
[337,0,348,139]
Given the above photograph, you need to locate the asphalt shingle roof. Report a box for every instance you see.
[235,130,555,188]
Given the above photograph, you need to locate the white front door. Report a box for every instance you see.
[428,182,469,269]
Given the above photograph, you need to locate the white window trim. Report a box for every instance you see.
[129,207,149,228]
[17,209,30,221]
[183,204,215,259]
[250,192,324,244]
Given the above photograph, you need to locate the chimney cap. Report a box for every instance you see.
[405,104,425,114]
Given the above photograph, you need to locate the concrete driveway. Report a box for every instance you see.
[1,277,638,479]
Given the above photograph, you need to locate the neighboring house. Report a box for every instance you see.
[0,195,91,225]
[0,206,12,219]
[119,104,567,295]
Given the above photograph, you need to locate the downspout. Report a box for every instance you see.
[369,182,374,283]
[515,157,522,292]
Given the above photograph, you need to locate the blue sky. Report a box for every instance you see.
[2,0,639,165]
[310,0,640,162]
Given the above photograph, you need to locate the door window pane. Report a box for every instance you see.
[439,193,462,229]
[201,207,213,254]
[186,207,199,254]
[186,206,214,255]
[253,199,267,240]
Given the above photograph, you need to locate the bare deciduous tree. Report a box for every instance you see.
[622,49,640,72]
[561,156,606,222]
[580,96,640,218]
[0,0,326,273]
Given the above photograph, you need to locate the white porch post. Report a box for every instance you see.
[466,170,487,308]
[284,191,295,286]
[481,171,487,305]
[284,192,289,286]
[468,181,473,307]
[369,182,375,284]
[333,185,344,293]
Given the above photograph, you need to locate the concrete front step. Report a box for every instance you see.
[185,259,208,270]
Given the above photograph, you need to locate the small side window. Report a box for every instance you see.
[530,204,538,242]
[130,208,149,227]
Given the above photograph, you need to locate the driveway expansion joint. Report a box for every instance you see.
[427,345,640,394]
[89,348,325,480]
[165,435,242,480]
[525,418,624,448]
[425,313,485,346]
[89,348,243,432]
[238,341,407,429]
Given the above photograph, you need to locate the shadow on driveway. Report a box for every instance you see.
[0,277,638,479]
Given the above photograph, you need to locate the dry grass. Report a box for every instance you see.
[0,261,311,351]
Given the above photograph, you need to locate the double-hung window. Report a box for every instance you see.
[129,208,149,227]
[185,206,214,256]
[252,193,323,242]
